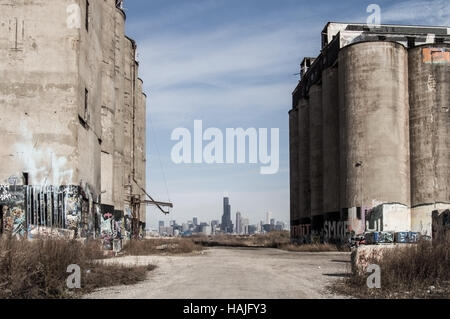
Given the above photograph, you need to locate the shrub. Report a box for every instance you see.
[0,237,154,299]
[333,233,450,299]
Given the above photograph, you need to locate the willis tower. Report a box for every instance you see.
[221,197,233,234]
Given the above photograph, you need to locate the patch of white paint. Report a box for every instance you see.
[14,123,73,186]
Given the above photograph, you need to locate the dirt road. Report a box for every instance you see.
[85,247,351,299]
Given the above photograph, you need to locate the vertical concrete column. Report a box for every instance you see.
[409,44,450,235]
[309,84,324,234]
[339,42,410,232]
[289,108,299,240]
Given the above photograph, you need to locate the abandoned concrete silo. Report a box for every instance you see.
[339,41,411,233]
[289,108,299,236]
[321,66,340,218]
[298,97,311,242]
[0,0,154,244]
[409,44,450,235]
[289,22,450,243]
[309,84,324,235]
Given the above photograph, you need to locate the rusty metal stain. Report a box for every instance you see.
[422,48,450,64]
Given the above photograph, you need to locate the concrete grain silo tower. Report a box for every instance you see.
[289,22,450,243]
[309,84,324,235]
[289,108,299,236]
[409,43,450,236]
[298,97,311,242]
[339,41,411,233]
[321,66,340,226]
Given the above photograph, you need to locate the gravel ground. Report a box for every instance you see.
[84,247,351,299]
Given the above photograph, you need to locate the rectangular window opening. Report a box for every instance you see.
[85,0,90,31]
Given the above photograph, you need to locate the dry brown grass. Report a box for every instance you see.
[192,231,290,248]
[122,238,204,256]
[193,231,340,252]
[0,237,155,299]
[281,243,339,252]
[332,234,450,299]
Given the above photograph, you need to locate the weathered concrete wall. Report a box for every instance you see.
[0,0,80,187]
[290,25,450,242]
[100,0,119,207]
[365,203,411,233]
[297,98,311,242]
[411,203,450,236]
[339,42,410,209]
[409,44,450,234]
[289,109,299,236]
[309,84,324,227]
[135,77,147,224]
[113,7,126,213]
[0,0,148,242]
[322,66,340,215]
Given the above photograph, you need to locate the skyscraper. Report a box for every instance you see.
[221,197,233,233]
[242,218,250,235]
[266,212,272,225]
[193,217,198,226]
[236,212,242,235]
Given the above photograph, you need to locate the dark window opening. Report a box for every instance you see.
[79,87,89,129]
[435,38,444,44]
[84,88,89,117]
[357,207,362,220]
[85,0,90,31]
[22,172,29,186]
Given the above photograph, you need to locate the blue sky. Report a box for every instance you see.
[122,0,450,228]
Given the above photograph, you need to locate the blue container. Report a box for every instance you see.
[365,232,380,245]
[395,232,409,243]
[408,232,420,243]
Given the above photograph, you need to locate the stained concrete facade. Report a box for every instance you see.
[0,0,147,245]
[290,22,450,243]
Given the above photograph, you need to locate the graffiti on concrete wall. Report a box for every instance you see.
[64,186,82,235]
[1,185,26,238]
[323,220,351,241]
[291,224,311,238]
[0,184,99,239]
[100,205,114,250]
[0,185,12,201]
[366,205,383,232]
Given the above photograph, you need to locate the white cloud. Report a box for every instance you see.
[381,0,450,26]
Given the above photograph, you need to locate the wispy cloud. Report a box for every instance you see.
[128,0,450,227]
[133,6,322,130]
[381,0,450,26]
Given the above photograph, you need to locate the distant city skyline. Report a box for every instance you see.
[146,192,284,230]
[154,208,288,237]
[148,195,287,230]
[123,0,450,231]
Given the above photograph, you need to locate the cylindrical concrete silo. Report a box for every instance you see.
[409,44,450,235]
[298,97,311,241]
[289,108,299,240]
[100,0,117,207]
[339,42,410,232]
[322,66,340,215]
[113,7,126,213]
[309,84,324,234]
